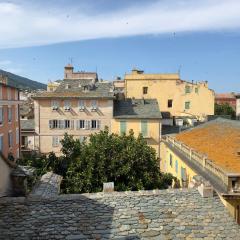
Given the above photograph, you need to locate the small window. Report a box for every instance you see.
[120,121,126,135]
[0,85,2,99]
[8,131,13,148]
[64,120,70,129]
[185,85,191,94]
[77,120,85,129]
[185,101,190,110]
[91,120,100,129]
[52,136,59,147]
[168,99,173,108]
[181,167,187,181]
[195,87,198,93]
[51,100,59,110]
[0,107,3,125]
[143,87,148,94]
[175,160,178,173]
[169,154,173,167]
[91,100,98,110]
[79,100,85,110]
[8,106,12,122]
[64,100,71,110]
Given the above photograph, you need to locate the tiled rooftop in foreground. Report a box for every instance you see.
[0,189,240,239]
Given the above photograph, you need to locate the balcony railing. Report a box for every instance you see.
[164,135,234,191]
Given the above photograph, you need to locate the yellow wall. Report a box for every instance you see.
[125,71,214,120]
[160,141,197,186]
[111,119,161,157]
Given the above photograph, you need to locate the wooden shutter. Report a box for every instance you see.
[120,121,126,134]
[141,120,148,137]
[49,120,53,129]
[70,120,74,129]
[97,120,101,129]
[85,120,89,130]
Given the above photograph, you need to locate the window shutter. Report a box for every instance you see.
[97,120,101,129]
[141,120,148,137]
[85,120,89,130]
[120,121,126,134]
[70,120,74,129]
[49,120,53,129]
[76,120,79,129]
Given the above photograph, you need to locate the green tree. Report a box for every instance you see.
[19,129,174,194]
[62,128,174,193]
[215,103,236,119]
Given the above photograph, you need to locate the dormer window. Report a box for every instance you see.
[64,100,71,111]
[91,100,98,111]
[79,100,85,111]
[65,84,71,89]
[51,100,59,110]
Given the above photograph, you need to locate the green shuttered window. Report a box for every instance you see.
[120,121,126,135]
[141,120,148,137]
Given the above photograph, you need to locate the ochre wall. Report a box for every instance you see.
[160,141,197,186]
[111,119,161,157]
[125,73,214,120]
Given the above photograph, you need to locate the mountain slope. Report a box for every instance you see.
[0,69,46,90]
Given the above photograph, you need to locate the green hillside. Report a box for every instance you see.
[0,69,46,90]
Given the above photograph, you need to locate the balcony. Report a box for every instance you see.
[163,135,240,195]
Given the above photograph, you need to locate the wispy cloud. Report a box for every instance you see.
[0,0,240,48]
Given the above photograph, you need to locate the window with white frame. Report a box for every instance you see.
[8,106,12,123]
[64,100,71,111]
[0,134,3,152]
[16,128,19,145]
[91,100,98,110]
[7,87,11,100]
[49,120,73,129]
[77,120,85,129]
[51,100,59,110]
[52,136,59,147]
[8,131,13,148]
[78,100,85,111]
[91,120,100,129]
[0,107,3,125]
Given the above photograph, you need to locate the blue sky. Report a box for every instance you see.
[0,0,240,93]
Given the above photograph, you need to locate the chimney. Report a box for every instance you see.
[64,64,74,79]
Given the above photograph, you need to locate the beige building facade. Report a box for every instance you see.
[33,70,114,155]
[125,69,214,122]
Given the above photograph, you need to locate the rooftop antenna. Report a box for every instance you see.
[178,65,182,75]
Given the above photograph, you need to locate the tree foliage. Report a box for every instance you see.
[19,129,174,193]
[215,103,236,119]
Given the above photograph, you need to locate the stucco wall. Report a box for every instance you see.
[125,75,214,119]
[111,119,161,157]
[34,99,113,154]
[160,141,197,186]
[0,157,12,197]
